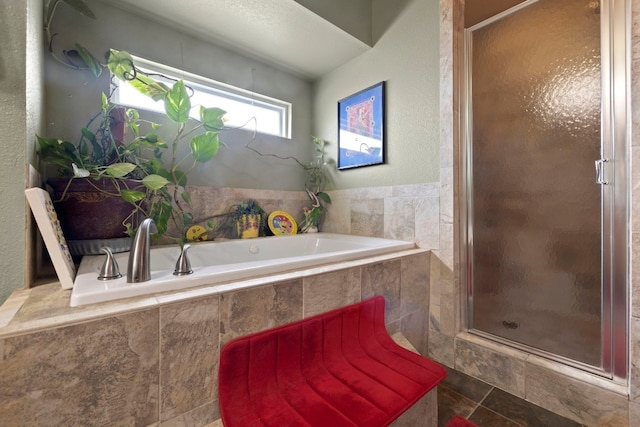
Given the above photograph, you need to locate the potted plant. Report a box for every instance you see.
[38,0,229,253]
[38,48,226,250]
[230,200,266,239]
[244,135,332,233]
[299,137,332,233]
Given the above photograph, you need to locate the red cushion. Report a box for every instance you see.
[445,415,479,427]
[219,296,446,427]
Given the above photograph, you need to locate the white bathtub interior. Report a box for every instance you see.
[70,233,415,307]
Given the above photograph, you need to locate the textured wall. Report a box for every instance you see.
[0,0,44,304]
[313,0,441,190]
[294,0,373,45]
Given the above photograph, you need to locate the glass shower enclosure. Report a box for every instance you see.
[463,0,628,379]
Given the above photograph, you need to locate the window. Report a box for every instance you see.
[113,56,292,138]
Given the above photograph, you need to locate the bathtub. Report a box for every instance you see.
[70,233,415,307]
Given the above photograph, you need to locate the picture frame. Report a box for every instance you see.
[337,81,385,170]
[25,188,76,289]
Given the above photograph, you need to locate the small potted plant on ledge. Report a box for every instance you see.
[230,200,266,239]
[299,137,332,233]
[244,135,333,233]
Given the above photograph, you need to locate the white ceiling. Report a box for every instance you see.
[101,0,371,80]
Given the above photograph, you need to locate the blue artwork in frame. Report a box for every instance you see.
[337,82,385,170]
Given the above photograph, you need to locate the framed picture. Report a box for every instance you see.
[337,81,385,170]
[25,188,76,289]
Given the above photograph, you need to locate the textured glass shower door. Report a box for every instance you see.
[466,0,603,367]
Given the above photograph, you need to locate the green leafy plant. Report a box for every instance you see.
[38,48,226,242]
[299,137,332,232]
[40,1,229,244]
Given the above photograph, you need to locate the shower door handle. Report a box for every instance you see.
[595,159,609,185]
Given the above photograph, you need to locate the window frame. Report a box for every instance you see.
[112,55,292,139]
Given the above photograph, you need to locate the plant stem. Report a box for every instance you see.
[244,135,307,169]
[44,0,92,72]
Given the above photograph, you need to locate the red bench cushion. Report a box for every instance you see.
[445,415,479,427]
[219,296,446,427]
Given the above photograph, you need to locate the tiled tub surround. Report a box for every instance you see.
[323,182,441,252]
[157,185,311,242]
[0,249,430,426]
[140,182,441,252]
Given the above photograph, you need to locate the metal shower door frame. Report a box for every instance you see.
[460,0,629,381]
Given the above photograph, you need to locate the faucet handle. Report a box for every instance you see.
[98,247,122,280]
[174,244,193,276]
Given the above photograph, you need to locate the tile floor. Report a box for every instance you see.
[438,367,585,427]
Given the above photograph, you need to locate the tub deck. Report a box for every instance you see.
[71,233,415,307]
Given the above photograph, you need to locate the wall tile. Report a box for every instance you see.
[303,268,361,317]
[389,389,437,427]
[219,280,303,345]
[386,319,401,336]
[160,400,219,427]
[351,198,384,237]
[440,166,454,225]
[0,309,159,426]
[160,296,219,422]
[429,304,442,333]
[633,147,640,232]
[633,0,640,60]
[455,336,526,397]
[183,186,223,225]
[415,197,440,250]
[437,222,455,271]
[400,252,430,316]
[632,62,640,146]
[525,362,629,426]
[384,198,416,241]
[634,234,640,318]
[392,183,439,198]
[630,401,640,427]
[429,252,442,310]
[631,316,640,402]
[427,329,455,367]
[440,0,454,169]
[329,186,393,200]
[324,183,441,247]
[323,196,351,234]
[361,260,402,322]
[401,308,429,356]
[161,186,309,240]
[430,253,455,336]
[438,264,456,337]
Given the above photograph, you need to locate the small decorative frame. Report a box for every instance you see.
[337,81,385,170]
[25,188,76,289]
[267,210,298,236]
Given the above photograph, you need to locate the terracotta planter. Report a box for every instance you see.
[47,177,142,242]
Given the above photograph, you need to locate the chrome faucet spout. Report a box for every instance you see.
[127,218,157,283]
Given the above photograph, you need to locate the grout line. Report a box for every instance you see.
[477,386,494,405]
[480,406,526,426]
[466,386,494,420]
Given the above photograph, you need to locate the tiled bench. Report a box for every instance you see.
[218,296,446,426]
